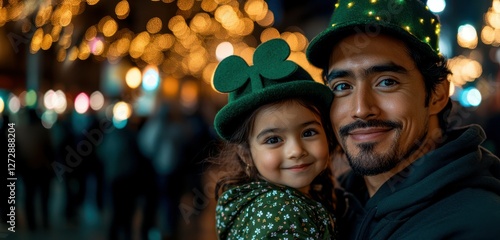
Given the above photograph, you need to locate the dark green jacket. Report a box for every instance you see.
[337,125,500,240]
[216,181,336,239]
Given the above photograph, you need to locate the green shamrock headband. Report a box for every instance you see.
[213,38,334,141]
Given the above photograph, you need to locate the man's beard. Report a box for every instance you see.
[346,140,401,176]
[339,119,426,176]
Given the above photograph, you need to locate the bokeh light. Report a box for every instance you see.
[90,91,105,111]
[260,28,280,42]
[458,87,483,107]
[458,24,478,49]
[162,76,179,98]
[53,90,68,114]
[447,55,482,87]
[90,37,105,55]
[41,110,58,129]
[142,66,160,91]
[87,0,100,6]
[427,0,446,13]
[215,41,234,61]
[0,97,4,113]
[245,0,269,21]
[112,117,128,129]
[43,90,56,109]
[102,17,118,37]
[113,101,132,121]
[134,94,155,116]
[482,0,500,47]
[449,82,456,96]
[466,87,482,107]
[74,92,90,114]
[18,91,27,107]
[126,67,142,89]
[8,94,20,114]
[115,0,130,19]
[180,80,199,110]
[25,89,37,108]
[147,17,163,34]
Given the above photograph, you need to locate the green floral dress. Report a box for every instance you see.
[216,181,336,239]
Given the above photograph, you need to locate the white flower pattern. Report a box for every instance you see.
[215,181,336,239]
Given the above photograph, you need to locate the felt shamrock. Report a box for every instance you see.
[213,38,298,96]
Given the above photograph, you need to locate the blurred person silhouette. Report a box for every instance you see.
[182,95,217,193]
[49,109,77,223]
[50,111,73,178]
[97,114,152,240]
[179,96,218,237]
[17,108,55,231]
[138,100,188,240]
[61,110,102,225]
[81,110,106,213]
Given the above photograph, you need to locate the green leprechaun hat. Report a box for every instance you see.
[213,38,333,141]
[307,0,441,69]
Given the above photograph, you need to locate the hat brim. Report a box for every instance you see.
[307,21,440,70]
[214,80,333,141]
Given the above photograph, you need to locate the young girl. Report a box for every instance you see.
[212,38,337,239]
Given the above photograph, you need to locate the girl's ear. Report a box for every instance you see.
[429,80,450,115]
[237,144,254,176]
[237,144,252,165]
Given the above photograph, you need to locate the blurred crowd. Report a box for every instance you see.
[0,99,218,240]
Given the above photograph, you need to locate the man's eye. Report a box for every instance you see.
[264,137,281,144]
[331,82,352,91]
[378,79,398,87]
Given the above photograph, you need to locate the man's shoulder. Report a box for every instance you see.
[399,188,500,238]
[434,187,500,218]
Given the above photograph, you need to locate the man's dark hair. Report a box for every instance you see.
[407,45,452,131]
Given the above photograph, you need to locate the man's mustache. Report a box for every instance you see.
[339,119,403,137]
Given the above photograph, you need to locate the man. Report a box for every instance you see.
[306,0,500,239]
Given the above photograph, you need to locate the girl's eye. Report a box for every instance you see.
[264,137,282,144]
[331,82,352,91]
[378,78,398,87]
[303,129,318,138]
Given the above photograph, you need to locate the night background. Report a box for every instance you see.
[0,0,499,239]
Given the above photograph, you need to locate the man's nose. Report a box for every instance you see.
[351,85,380,120]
